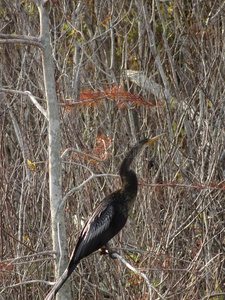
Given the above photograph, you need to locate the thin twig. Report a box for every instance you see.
[0,251,57,264]
[57,222,62,277]
[0,88,48,120]
[201,293,225,300]
[61,147,106,162]
[58,172,118,212]
[0,280,54,292]
[24,91,48,120]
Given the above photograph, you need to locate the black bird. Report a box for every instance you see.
[45,135,162,299]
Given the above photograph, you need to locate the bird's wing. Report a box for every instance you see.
[69,197,115,263]
[81,200,114,244]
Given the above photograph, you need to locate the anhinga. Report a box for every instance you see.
[45,135,162,299]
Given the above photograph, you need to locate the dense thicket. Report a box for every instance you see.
[0,1,224,299]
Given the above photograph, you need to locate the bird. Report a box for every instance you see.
[45,135,162,299]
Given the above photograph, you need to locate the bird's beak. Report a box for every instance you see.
[146,133,164,145]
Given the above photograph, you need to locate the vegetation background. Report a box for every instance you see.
[0,0,224,299]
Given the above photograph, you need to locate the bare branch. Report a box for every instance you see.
[111,253,165,300]
[0,251,57,265]
[24,91,48,120]
[201,293,225,300]
[0,33,41,48]
[0,88,48,120]
[59,172,118,212]
[0,280,54,291]
[61,147,110,162]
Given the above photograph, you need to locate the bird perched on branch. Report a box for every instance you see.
[45,135,162,299]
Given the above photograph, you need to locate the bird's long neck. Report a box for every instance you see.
[119,141,145,180]
[119,139,149,209]
[119,144,140,198]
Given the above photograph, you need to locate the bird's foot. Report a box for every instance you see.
[99,246,108,255]
[99,244,117,259]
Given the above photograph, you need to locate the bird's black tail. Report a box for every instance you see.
[44,263,78,300]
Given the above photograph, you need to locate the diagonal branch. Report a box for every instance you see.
[111,252,165,300]
[58,172,118,212]
[0,88,48,120]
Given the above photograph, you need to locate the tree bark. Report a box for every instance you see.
[37,2,71,299]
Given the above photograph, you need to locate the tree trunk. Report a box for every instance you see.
[38,2,71,299]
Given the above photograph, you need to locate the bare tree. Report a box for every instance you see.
[0,0,70,299]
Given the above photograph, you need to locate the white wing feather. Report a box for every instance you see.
[83,204,114,244]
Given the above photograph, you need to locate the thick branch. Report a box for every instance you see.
[0,33,41,48]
